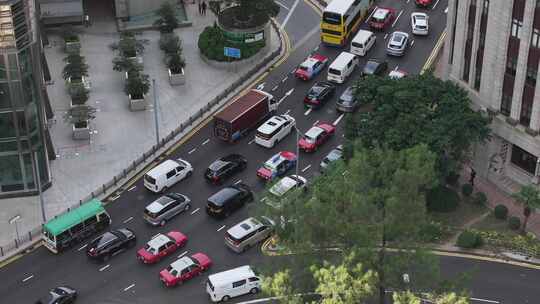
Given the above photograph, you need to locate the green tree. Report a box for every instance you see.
[511,184,540,234]
[62,53,88,80]
[220,0,279,23]
[347,72,490,181]
[393,291,470,304]
[154,1,179,33]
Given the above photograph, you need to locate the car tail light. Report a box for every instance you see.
[212,175,219,182]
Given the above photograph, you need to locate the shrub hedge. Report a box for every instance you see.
[473,191,488,206]
[426,186,459,212]
[494,204,509,220]
[198,25,265,62]
[461,183,473,197]
[456,230,483,248]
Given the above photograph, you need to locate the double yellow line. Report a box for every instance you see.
[421,30,447,75]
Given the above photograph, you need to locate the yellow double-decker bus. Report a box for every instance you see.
[321,0,375,47]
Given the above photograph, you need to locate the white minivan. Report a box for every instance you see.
[143,158,193,193]
[255,114,295,148]
[206,265,261,302]
[350,30,376,57]
[327,51,358,84]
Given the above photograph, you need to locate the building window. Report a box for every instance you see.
[511,19,523,38]
[511,145,538,175]
[532,29,540,48]
[483,0,489,11]
[501,94,512,116]
[526,65,538,85]
[520,100,533,126]
[506,57,518,76]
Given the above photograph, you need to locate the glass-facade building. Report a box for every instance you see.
[0,0,51,198]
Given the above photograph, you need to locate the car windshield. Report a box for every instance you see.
[303,134,316,144]
[328,68,341,76]
[144,174,156,184]
[298,65,308,71]
[340,87,354,101]
[364,61,379,74]
[309,86,324,96]
[322,12,341,25]
[93,232,117,248]
[264,161,278,171]
[144,244,157,254]
[189,256,199,266]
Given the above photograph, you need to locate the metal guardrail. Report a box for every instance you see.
[0,19,285,257]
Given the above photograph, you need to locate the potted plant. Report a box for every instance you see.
[167,52,185,85]
[70,86,89,108]
[62,53,90,95]
[124,69,150,111]
[63,104,96,140]
[110,31,148,65]
[159,33,181,56]
[154,2,180,34]
[62,26,80,54]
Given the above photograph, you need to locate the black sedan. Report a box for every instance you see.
[205,154,247,184]
[38,286,77,304]
[361,59,388,77]
[304,81,336,109]
[86,228,136,262]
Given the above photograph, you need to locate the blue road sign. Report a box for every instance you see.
[224,47,241,59]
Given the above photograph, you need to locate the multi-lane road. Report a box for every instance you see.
[1,0,539,303]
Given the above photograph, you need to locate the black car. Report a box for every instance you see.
[206,183,254,218]
[86,228,136,262]
[205,154,247,184]
[38,286,77,304]
[304,81,336,109]
[361,59,388,77]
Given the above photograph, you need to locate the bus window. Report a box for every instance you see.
[83,216,98,227]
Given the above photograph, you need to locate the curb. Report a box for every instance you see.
[421,29,446,74]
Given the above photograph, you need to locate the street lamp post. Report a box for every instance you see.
[152,79,160,146]
[293,125,303,178]
[33,151,46,223]
[9,215,21,243]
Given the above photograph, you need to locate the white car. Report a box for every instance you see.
[388,69,408,79]
[144,158,193,193]
[266,175,307,208]
[255,115,296,148]
[411,12,429,35]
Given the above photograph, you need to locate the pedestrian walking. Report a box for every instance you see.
[469,167,476,187]
[198,2,202,15]
[202,1,207,16]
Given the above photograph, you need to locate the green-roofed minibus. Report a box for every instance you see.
[42,199,111,253]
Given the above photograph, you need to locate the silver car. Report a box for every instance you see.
[143,193,191,226]
[386,31,409,56]
[225,216,275,253]
[320,145,344,171]
[336,86,358,112]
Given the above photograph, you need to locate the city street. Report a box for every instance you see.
[3,0,535,303]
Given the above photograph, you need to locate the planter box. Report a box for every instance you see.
[64,40,81,54]
[128,93,147,111]
[72,121,90,140]
[70,98,86,108]
[127,56,143,65]
[67,76,91,95]
[168,68,185,86]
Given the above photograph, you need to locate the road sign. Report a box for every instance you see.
[224,47,241,59]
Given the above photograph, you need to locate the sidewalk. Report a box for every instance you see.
[0,3,281,252]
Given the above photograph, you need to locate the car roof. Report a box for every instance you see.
[209,159,228,171]
[257,115,291,134]
[146,196,174,212]
[227,217,265,239]
[208,186,241,206]
[269,175,304,197]
[373,8,390,19]
[329,52,356,70]
[170,256,195,271]
[147,234,171,249]
[352,29,374,43]
[208,265,256,287]
[305,126,325,138]
[146,160,179,178]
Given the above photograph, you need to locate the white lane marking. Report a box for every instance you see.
[284,109,291,115]
[290,68,296,74]
[123,216,133,224]
[281,0,300,29]
[304,108,312,116]
[469,298,499,304]
[313,120,320,126]
[432,0,441,10]
[272,85,279,91]
[256,83,265,90]
[392,10,403,28]
[384,33,388,40]
[188,148,197,154]
[128,186,136,191]
[191,207,200,215]
[365,6,378,24]
[333,114,345,126]
[109,195,120,201]
[248,139,255,145]
[394,65,399,71]
[22,275,34,282]
[124,284,135,292]
[78,244,88,251]
[234,179,242,185]
[302,165,312,172]
[281,76,288,83]
[178,251,188,258]
[274,0,289,10]
[201,138,210,146]
[444,6,448,13]
[314,46,320,52]
[410,39,415,47]
[276,89,294,106]
[99,264,110,272]
[217,225,226,232]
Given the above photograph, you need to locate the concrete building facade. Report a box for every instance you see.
[444,0,540,191]
[0,0,53,198]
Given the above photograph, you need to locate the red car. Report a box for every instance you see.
[298,122,336,152]
[415,0,432,8]
[159,253,212,287]
[368,7,395,30]
[137,231,187,264]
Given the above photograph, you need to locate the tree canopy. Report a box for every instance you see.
[346,72,490,181]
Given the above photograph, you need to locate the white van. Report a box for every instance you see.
[327,51,358,84]
[255,115,295,148]
[350,30,376,57]
[206,265,261,302]
[143,158,193,193]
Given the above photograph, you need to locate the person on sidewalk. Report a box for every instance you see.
[198,2,202,15]
[469,167,476,187]
[202,1,207,16]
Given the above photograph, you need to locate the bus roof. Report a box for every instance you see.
[43,199,105,236]
[324,0,357,15]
